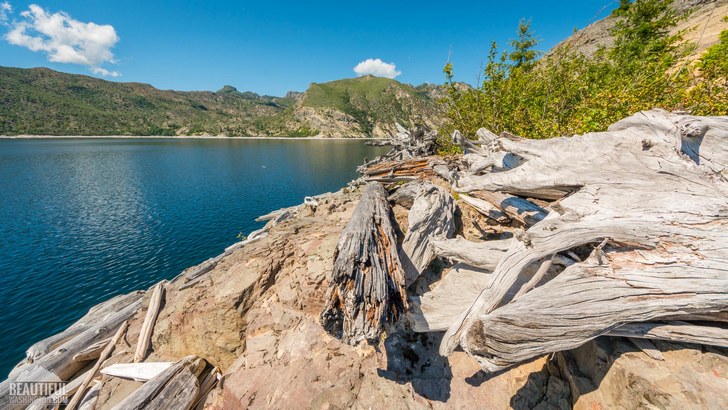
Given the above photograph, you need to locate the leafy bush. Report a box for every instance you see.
[442,0,728,140]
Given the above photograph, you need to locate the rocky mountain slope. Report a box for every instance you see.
[0,67,443,138]
[551,0,728,58]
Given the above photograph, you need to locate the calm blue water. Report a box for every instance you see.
[0,138,386,377]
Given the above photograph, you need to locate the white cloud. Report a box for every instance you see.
[91,66,120,77]
[4,4,120,76]
[0,2,12,24]
[353,58,401,79]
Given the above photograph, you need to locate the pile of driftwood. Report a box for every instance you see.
[358,123,456,184]
[0,283,220,409]
[321,109,728,372]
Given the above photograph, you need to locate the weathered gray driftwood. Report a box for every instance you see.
[432,110,728,371]
[359,124,439,168]
[320,182,407,344]
[72,338,111,362]
[20,291,143,364]
[408,264,492,332]
[458,193,509,223]
[192,367,221,410]
[0,297,141,409]
[392,181,456,285]
[66,321,129,410]
[134,283,165,363]
[609,321,728,348]
[77,381,103,410]
[468,190,547,226]
[431,237,513,271]
[26,369,91,410]
[111,355,205,410]
[101,362,173,382]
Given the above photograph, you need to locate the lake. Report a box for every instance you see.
[0,137,387,377]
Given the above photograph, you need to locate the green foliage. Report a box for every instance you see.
[698,29,728,78]
[613,0,633,16]
[509,19,541,69]
[441,0,727,141]
[289,122,319,137]
[0,67,296,136]
[684,28,728,115]
[302,76,439,137]
[0,68,440,137]
[434,135,463,156]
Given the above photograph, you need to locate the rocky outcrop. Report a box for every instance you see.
[550,0,728,60]
[293,107,363,138]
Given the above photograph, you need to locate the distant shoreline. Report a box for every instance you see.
[0,135,386,140]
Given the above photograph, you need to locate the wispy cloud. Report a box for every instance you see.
[353,58,401,79]
[3,3,120,76]
[0,2,12,24]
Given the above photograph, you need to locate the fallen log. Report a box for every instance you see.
[134,283,165,363]
[21,291,143,364]
[192,367,221,410]
[72,338,111,362]
[458,193,509,224]
[320,182,407,344]
[627,338,664,361]
[0,298,141,409]
[111,355,205,410]
[431,110,728,371]
[608,321,728,348]
[431,237,513,271]
[26,369,91,410]
[356,124,440,175]
[66,321,129,410]
[461,260,728,371]
[394,181,456,285]
[76,381,102,410]
[468,190,547,226]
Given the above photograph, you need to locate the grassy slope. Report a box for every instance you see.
[302,76,440,136]
[0,67,442,136]
[0,67,294,136]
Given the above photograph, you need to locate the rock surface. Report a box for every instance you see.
[78,179,728,409]
[551,0,728,60]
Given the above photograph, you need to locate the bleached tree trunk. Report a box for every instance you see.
[320,182,407,345]
[390,180,456,285]
[425,110,728,371]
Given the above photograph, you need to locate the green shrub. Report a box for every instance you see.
[441,0,727,141]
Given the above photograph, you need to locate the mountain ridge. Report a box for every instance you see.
[0,66,445,138]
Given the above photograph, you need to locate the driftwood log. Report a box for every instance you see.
[423,109,728,371]
[19,291,143,365]
[390,180,456,285]
[66,321,129,410]
[0,295,141,409]
[111,355,206,410]
[102,362,174,382]
[320,182,407,344]
[134,283,165,363]
[358,124,438,172]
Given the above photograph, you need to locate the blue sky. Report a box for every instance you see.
[0,1,617,96]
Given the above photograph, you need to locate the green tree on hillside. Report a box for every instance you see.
[508,19,541,69]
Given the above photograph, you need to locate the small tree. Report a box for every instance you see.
[508,19,541,70]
